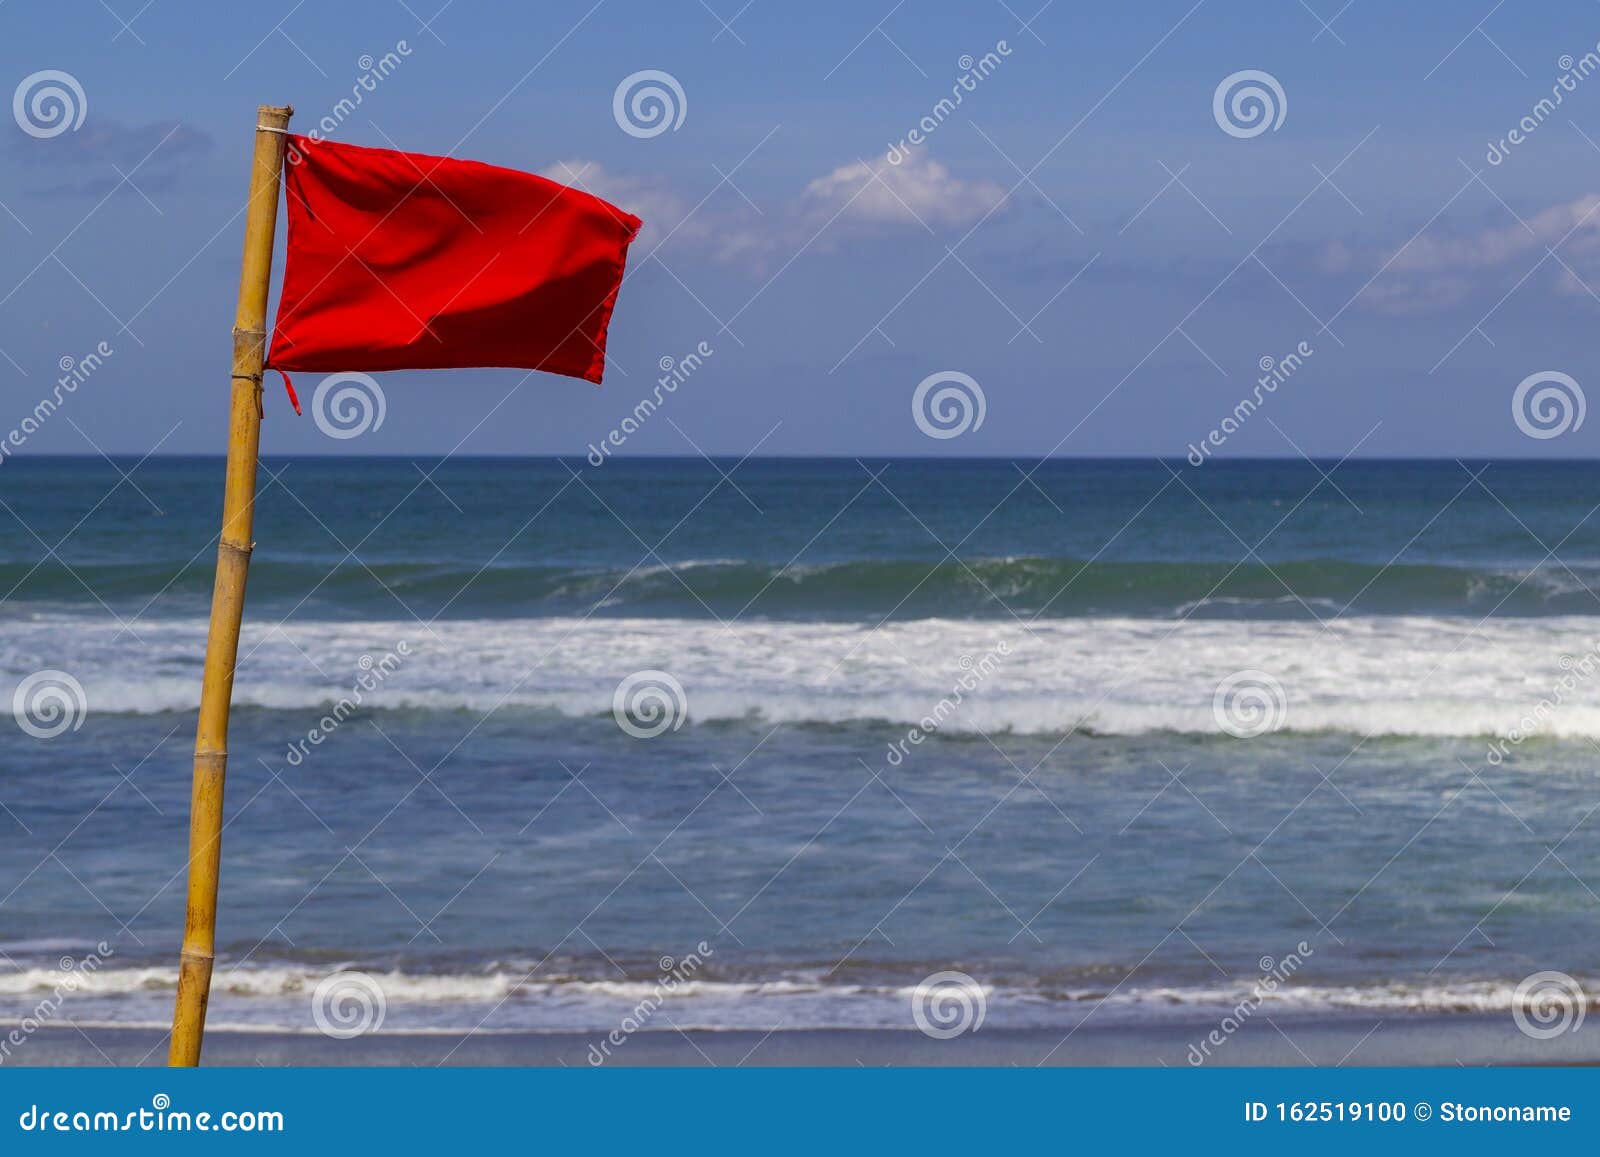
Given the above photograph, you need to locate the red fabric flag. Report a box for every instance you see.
[266,134,642,411]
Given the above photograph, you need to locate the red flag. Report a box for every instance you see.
[265,134,642,411]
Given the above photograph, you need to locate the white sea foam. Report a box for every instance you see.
[0,962,1580,1033]
[8,613,1600,738]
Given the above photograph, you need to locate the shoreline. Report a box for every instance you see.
[11,1014,1597,1067]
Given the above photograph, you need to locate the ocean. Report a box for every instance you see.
[1,457,1597,1051]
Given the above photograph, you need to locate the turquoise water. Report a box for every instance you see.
[0,458,1596,1035]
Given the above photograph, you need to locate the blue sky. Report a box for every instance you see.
[4,0,1600,456]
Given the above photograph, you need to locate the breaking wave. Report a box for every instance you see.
[10,613,1600,739]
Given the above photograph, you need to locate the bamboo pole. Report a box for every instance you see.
[169,103,292,1067]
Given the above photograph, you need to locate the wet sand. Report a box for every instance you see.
[15,1014,1598,1067]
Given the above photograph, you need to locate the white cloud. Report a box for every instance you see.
[538,151,1009,271]
[541,160,679,244]
[543,158,773,264]
[1388,194,1600,273]
[1344,193,1600,314]
[801,151,1008,228]
[1355,277,1475,315]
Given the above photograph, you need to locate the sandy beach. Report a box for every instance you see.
[14,1015,1598,1068]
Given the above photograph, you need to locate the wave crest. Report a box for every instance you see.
[10,613,1600,740]
[2,555,1593,620]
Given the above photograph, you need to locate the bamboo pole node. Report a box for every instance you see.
[230,373,266,417]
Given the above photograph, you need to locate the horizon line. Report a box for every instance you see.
[5,452,1600,463]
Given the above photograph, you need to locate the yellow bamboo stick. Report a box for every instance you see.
[169,104,292,1067]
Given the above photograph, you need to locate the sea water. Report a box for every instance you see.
[1,457,1596,1036]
